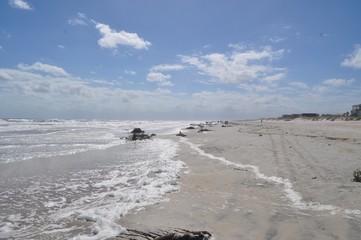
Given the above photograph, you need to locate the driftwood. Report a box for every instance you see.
[117,229,212,240]
[155,231,212,240]
[131,128,144,134]
[176,131,187,137]
[197,129,211,133]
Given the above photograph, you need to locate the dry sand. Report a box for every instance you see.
[117,120,361,239]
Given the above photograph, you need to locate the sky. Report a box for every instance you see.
[0,0,361,120]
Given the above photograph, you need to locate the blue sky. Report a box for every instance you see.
[0,0,361,120]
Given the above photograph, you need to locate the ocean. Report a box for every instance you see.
[0,119,190,239]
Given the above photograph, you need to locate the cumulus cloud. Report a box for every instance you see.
[146,64,184,87]
[95,23,151,50]
[18,62,70,77]
[322,78,354,87]
[147,72,173,87]
[180,46,285,84]
[9,0,32,10]
[0,66,187,119]
[1,64,359,119]
[341,45,361,69]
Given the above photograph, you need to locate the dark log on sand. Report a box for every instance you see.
[176,131,187,137]
[117,229,212,240]
[128,128,155,141]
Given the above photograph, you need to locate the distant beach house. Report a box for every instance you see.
[351,104,361,116]
[281,113,319,119]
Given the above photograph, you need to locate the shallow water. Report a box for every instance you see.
[0,119,189,239]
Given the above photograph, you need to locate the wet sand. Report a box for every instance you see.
[118,120,361,239]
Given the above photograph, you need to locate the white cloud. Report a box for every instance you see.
[9,0,32,10]
[147,72,170,82]
[1,64,359,119]
[147,72,173,87]
[341,45,361,69]
[124,70,136,75]
[155,88,172,94]
[150,64,185,72]
[322,78,354,87]
[180,46,285,84]
[238,84,270,92]
[228,43,246,50]
[147,64,183,87]
[68,12,89,26]
[312,85,329,94]
[18,62,70,77]
[95,23,151,50]
[0,67,187,119]
[261,73,285,83]
[0,70,14,80]
[311,78,354,95]
[57,45,65,49]
[190,90,290,118]
[289,82,308,89]
[269,37,287,43]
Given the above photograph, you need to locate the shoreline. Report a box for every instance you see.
[118,120,361,239]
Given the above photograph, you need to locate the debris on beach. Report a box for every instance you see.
[197,129,211,133]
[155,230,212,240]
[176,131,187,137]
[221,120,230,127]
[352,168,361,182]
[118,229,212,240]
[126,128,156,141]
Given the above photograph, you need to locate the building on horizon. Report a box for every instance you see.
[351,104,361,116]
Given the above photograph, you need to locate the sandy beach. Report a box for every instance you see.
[118,120,361,240]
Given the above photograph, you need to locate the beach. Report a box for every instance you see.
[118,120,361,240]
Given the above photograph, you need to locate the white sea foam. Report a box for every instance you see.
[63,138,185,240]
[0,119,191,163]
[0,222,13,238]
[0,120,189,239]
[181,138,361,217]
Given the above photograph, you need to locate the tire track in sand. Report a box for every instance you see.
[282,135,328,181]
[265,125,299,182]
[180,137,361,217]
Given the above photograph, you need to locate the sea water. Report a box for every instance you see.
[0,119,189,239]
